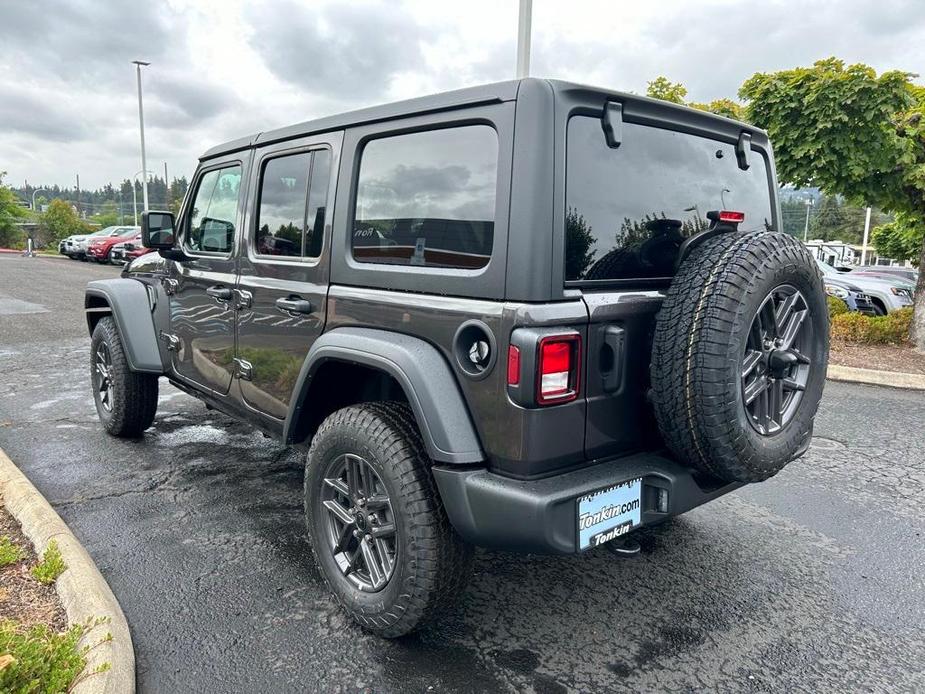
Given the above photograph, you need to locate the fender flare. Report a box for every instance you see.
[284,328,484,464]
[85,279,163,374]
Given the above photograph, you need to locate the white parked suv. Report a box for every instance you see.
[816,259,913,314]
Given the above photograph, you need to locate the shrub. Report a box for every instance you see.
[0,537,24,568]
[830,307,914,345]
[31,541,65,585]
[0,622,85,693]
[826,295,849,317]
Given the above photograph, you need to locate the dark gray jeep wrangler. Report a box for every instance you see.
[84,78,828,637]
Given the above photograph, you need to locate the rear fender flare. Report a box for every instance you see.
[285,328,484,464]
[85,279,163,374]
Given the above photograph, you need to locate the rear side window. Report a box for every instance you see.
[187,164,242,254]
[565,116,773,282]
[352,125,498,270]
[256,149,331,259]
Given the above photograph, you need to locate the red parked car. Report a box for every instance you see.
[107,234,153,265]
[87,230,139,263]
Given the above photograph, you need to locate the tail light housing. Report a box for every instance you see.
[536,334,581,405]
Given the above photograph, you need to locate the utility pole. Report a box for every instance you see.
[515,0,532,79]
[861,206,872,266]
[802,197,813,242]
[76,173,81,218]
[164,161,169,207]
[133,60,151,212]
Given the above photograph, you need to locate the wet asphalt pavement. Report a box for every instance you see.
[0,254,924,693]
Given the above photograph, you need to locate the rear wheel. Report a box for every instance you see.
[650,231,828,483]
[90,316,159,437]
[304,402,473,637]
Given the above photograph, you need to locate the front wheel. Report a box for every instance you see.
[90,316,159,437]
[304,402,473,638]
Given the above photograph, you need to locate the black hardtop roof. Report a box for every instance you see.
[200,77,765,161]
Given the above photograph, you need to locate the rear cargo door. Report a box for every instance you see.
[565,113,776,459]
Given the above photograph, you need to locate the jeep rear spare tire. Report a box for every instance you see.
[650,231,829,483]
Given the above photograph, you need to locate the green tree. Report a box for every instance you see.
[646,76,747,120]
[872,212,924,262]
[646,76,687,104]
[89,200,121,228]
[565,208,596,279]
[740,58,925,350]
[41,199,89,242]
[0,171,27,248]
[690,98,746,121]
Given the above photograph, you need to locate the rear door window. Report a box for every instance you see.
[565,116,773,282]
[255,149,331,259]
[352,125,498,270]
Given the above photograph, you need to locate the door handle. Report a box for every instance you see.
[275,296,312,314]
[206,285,233,301]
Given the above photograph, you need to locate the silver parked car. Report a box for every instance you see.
[817,259,913,314]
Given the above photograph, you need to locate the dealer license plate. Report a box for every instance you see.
[577,478,642,550]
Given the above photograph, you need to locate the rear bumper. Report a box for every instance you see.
[433,452,741,554]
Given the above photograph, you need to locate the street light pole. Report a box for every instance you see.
[803,197,814,243]
[31,188,49,212]
[516,0,532,79]
[861,206,872,266]
[133,60,151,212]
[132,169,153,226]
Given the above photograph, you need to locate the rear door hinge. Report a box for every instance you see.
[161,278,179,296]
[234,289,252,310]
[233,358,253,381]
[159,331,180,352]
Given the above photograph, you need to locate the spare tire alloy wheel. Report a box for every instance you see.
[650,231,829,483]
[742,285,812,436]
[320,453,397,592]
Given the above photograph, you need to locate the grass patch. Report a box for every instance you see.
[31,541,65,586]
[0,536,24,568]
[0,618,112,693]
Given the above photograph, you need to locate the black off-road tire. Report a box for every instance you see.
[90,316,159,437]
[650,231,829,483]
[304,402,473,638]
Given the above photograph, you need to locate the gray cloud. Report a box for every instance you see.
[245,0,425,100]
[0,83,90,142]
[0,0,173,84]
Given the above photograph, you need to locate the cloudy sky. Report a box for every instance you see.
[2,0,924,191]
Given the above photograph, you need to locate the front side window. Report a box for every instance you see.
[352,125,498,270]
[565,116,773,282]
[187,164,242,254]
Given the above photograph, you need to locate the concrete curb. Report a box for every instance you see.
[828,364,925,390]
[0,448,135,694]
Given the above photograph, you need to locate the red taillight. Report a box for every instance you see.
[718,210,745,223]
[507,345,521,386]
[537,335,580,405]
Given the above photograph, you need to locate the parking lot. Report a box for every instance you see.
[1,254,923,692]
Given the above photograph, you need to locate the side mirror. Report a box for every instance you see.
[141,210,176,249]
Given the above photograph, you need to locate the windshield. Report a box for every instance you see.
[565,116,774,282]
